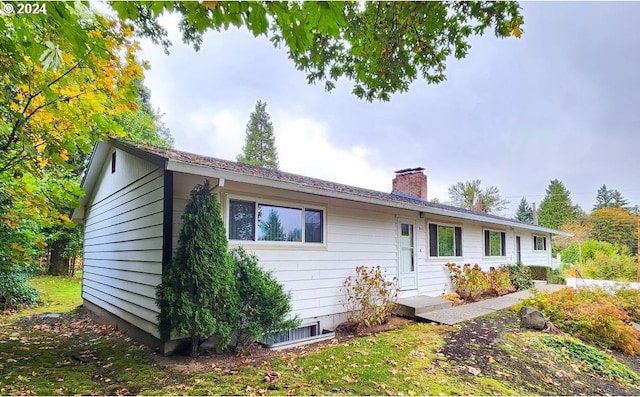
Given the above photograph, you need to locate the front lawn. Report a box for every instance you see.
[2,274,640,395]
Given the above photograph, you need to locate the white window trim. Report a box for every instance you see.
[483,228,507,258]
[533,234,548,251]
[224,193,326,246]
[427,222,463,259]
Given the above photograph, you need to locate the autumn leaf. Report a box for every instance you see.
[511,25,522,39]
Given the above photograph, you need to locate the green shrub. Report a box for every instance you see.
[342,265,399,330]
[487,267,514,296]
[157,180,239,357]
[230,247,300,350]
[561,240,622,265]
[583,251,637,282]
[527,265,549,280]
[546,268,565,285]
[503,263,533,290]
[445,263,489,302]
[521,288,640,355]
[0,270,39,310]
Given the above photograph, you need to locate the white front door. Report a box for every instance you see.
[398,220,417,290]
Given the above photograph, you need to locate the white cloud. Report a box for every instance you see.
[273,113,392,192]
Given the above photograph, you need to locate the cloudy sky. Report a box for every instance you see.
[137,2,640,217]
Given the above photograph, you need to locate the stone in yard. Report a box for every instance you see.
[519,306,546,330]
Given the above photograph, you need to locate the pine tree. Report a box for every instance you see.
[237,100,279,169]
[594,184,613,210]
[259,209,286,241]
[594,184,630,210]
[157,180,238,357]
[611,190,629,208]
[538,179,578,230]
[514,197,533,224]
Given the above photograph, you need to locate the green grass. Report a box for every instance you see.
[29,272,83,313]
[1,274,639,395]
[178,324,519,396]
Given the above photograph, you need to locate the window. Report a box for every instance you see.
[484,229,506,257]
[533,235,547,251]
[429,223,462,257]
[228,198,323,244]
[111,152,116,173]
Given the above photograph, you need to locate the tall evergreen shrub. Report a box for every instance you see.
[231,247,300,349]
[157,180,238,357]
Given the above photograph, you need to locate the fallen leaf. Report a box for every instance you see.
[467,366,481,376]
[342,375,358,384]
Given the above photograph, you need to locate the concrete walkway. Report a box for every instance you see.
[416,282,566,325]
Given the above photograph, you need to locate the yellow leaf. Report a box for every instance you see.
[511,25,522,39]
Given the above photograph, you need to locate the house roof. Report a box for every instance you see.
[76,139,570,236]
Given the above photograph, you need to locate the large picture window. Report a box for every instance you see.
[484,229,506,257]
[429,223,462,257]
[228,198,324,244]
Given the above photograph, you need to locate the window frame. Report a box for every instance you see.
[533,235,547,251]
[483,228,506,257]
[428,222,463,258]
[225,194,326,246]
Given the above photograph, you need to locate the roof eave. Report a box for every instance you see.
[167,159,570,236]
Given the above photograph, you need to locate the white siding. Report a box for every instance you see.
[171,175,420,327]
[517,230,552,266]
[170,173,554,330]
[82,148,164,338]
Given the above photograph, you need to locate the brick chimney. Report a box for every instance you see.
[392,168,427,199]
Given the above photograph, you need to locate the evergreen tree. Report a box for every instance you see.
[157,180,238,357]
[611,190,630,208]
[594,184,629,210]
[237,100,279,169]
[538,179,578,230]
[514,197,533,224]
[259,209,286,241]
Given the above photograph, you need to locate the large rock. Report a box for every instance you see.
[519,306,546,330]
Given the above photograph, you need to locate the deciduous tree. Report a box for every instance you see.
[1,4,146,270]
[590,207,638,255]
[237,101,279,169]
[448,179,508,215]
[110,1,525,101]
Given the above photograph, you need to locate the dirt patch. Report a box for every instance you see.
[154,316,413,374]
[437,309,640,396]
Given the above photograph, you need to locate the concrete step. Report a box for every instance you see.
[395,295,452,318]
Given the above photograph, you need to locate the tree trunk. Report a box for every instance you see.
[48,236,70,276]
[190,334,199,357]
